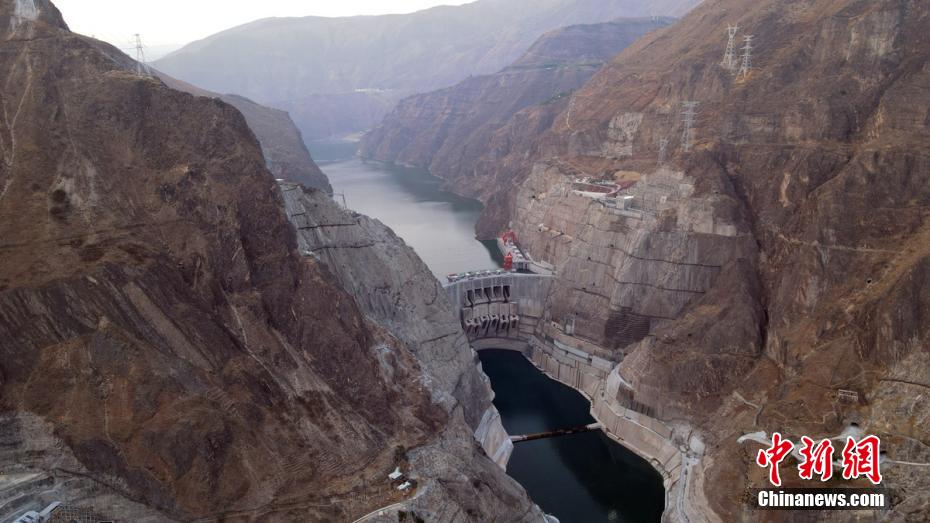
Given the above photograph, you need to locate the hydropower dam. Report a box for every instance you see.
[312,140,670,522]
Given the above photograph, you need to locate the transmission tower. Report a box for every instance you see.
[680,101,699,153]
[133,33,149,77]
[657,137,670,165]
[738,35,754,79]
[721,24,739,71]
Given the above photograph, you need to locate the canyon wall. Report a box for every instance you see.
[381,0,930,519]
[0,2,542,521]
[360,17,674,201]
[274,91,401,144]
[514,0,930,519]
[279,182,516,469]
[155,72,332,193]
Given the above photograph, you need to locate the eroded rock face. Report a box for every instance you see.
[155,72,332,193]
[0,2,540,520]
[222,94,331,193]
[391,0,930,519]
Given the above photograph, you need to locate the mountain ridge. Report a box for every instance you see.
[360,17,675,197]
[154,71,332,193]
[154,0,701,139]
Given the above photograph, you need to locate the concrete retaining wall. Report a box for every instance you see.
[474,407,513,467]
[525,336,707,523]
[528,336,612,398]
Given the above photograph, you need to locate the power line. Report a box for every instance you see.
[657,137,670,166]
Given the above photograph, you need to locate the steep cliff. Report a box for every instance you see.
[279,181,517,475]
[155,72,332,193]
[449,0,929,519]
[0,1,541,521]
[360,17,674,189]
[154,0,701,139]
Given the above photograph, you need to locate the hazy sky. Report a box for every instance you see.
[54,1,474,53]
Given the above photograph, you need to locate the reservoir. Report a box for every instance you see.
[308,139,502,279]
[311,140,665,522]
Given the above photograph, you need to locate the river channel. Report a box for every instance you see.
[309,140,665,522]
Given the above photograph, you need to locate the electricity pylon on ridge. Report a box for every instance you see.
[133,33,149,77]
[680,101,699,153]
[721,24,739,71]
[738,35,754,80]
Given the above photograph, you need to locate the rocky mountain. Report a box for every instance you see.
[447,0,930,519]
[154,72,331,193]
[219,94,331,193]
[360,17,674,195]
[153,0,701,139]
[0,1,541,521]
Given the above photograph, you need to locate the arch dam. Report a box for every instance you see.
[444,272,551,348]
[443,271,700,523]
[443,271,620,391]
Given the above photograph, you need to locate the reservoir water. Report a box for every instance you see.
[310,140,664,522]
[308,140,502,279]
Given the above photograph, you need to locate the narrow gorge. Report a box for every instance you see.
[3,0,929,521]
[360,0,930,520]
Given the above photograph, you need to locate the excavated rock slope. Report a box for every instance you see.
[360,18,674,197]
[490,0,930,519]
[0,1,540,521]
[279,181,518,480]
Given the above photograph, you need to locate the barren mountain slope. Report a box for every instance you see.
[359,17,674,185]
[458,0,930,519]
[0,1,540,521]
[155,72,331,193]
[154,0,701,139]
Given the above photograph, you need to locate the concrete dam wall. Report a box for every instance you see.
[444,273,553,341]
